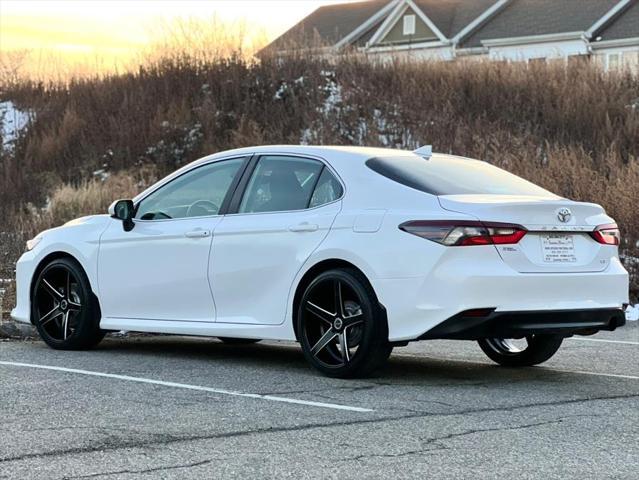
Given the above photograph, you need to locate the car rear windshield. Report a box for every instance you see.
[366,155,556,197]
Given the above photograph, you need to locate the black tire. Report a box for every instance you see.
[32,257,105,350]
[478,334,563,367]
[297,268,392,378]
[218,337,261,345]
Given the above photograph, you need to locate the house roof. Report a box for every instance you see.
[264,0,390,52]
[264,0,503,52]
[460,0,621,48]
[593,0,639,41]
[412,0,499,39]
[262,0,638,55]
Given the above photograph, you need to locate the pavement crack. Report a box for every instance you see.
[339,416,586,463]
[62,459,213,479]
[2,394,637,464]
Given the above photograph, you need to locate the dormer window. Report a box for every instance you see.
[403,14,416,35]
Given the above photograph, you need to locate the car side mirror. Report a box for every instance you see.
[108,199,135,232]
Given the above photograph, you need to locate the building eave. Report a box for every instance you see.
[366,39,449,53]
[590,37,639,49]
[482,31,586,47]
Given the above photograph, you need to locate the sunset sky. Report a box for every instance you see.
[0,0,352,76]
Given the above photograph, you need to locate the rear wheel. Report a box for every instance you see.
[32,258,105,350]
[478,334,563,367]
[297,268,392,378]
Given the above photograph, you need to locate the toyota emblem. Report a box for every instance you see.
[557,208,572,223]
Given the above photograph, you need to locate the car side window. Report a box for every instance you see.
[135,158,244,220]
[239,156,323,214]
[309,168,343,208]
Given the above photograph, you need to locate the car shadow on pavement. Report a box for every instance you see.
[83,335,595,388]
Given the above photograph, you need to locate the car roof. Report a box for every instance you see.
[134,145,435,204]
[204,145,417,164]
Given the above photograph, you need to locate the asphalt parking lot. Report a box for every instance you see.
[1,322,637,479]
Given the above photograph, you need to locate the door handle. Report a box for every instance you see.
[289,222,319,233]
[184,229,211,238]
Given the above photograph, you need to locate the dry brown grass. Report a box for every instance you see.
[0,55,637,297]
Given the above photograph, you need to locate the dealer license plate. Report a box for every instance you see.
[541,234,577,263]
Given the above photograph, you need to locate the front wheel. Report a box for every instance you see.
[297,268,392,378]
[478,335,563,367]
[32,258,105,350]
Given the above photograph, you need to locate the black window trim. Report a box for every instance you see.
[305,165,325,209]
[226,153,345,216]
[132,155,253,222]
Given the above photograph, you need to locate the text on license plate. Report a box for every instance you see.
[541,234,577,263]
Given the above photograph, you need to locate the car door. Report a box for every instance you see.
[211,154,343,325]
[98,157,247,322]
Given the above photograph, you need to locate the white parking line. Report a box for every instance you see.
[568,337,639,346]
[542,368,639,380]
[394,353,639,380]
[0,361,373,413]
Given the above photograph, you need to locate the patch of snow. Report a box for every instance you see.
[626,305,638,322]
[274,82,289,100]
[626,97,639,111]
[319,79,342,115]
[144,122,203,165]
[0,101,32,151]
[92,169,110,181]
[300,128,313,146]
[42,196,52,213]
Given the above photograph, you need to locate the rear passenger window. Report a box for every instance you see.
[309,168,343,208]
[239,156,323,213]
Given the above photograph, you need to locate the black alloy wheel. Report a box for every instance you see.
[298,268,392,378]
[32,258,105,350]
[478,334,564,367]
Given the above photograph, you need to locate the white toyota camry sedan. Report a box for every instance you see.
[12,145,629,377]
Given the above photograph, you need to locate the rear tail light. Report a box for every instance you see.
[399,220,527,246]
[590,224,620,246]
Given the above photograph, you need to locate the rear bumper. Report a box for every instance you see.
[374,247,629,341]
[420,308,626,340]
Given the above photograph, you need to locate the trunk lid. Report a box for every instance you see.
[438,195,614,273]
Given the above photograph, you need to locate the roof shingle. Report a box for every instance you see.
[594,1,639,41]
[266,0,389,51]
[461,0,620,48]
[412,0,499,38]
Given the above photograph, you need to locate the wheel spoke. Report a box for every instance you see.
[41,279,64,300]
[342,314,363,329]
[62,312,69,340]
[305,301,334,324]
[67,299,82,311]
[66,271,71,298]
[310,328,338,356]
[339,332,350,363]
[40,306,62,326]
[334,280,345,318]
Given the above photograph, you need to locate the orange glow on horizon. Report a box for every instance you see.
[0,0,357,78]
